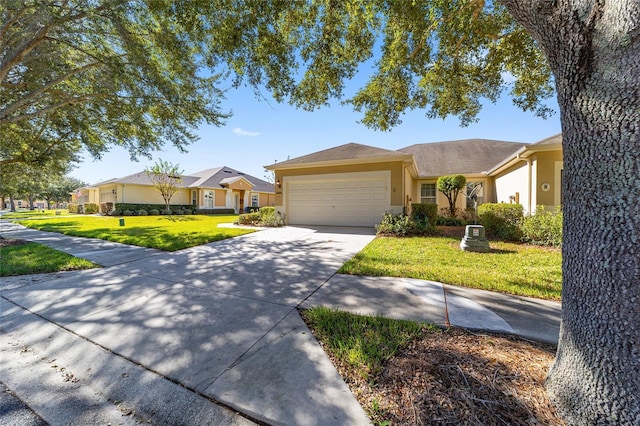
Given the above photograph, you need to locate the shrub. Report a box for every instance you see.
[259,207,285,227]
[478,203,523,241]
[195,208,236,215]
[376,212,431,237]
[410,203,438,230]
[521,206,563,246]
[83,203,99,214]
[238,212,261,225]
[137,209,148,216]
[148,209,160,215]
[68,204,79,213]
[122,210,133,216]
[437,216,466,226]
[100,202,114,215]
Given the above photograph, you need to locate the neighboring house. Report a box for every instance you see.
[74,166,275,213]
[264,134,563,227]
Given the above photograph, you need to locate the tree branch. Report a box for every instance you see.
[0,94,93,124]
[0,61,104,119]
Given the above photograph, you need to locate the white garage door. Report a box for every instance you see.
[286,171,391,227]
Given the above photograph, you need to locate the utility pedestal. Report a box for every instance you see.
[460,225,490,253]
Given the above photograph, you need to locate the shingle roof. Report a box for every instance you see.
[186,166,274,193]
[91,167,273,193]
[398,139,527,177]
[531,133,562,146]
[265,143,411,168]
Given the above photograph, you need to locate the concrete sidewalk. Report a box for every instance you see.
[1,220,561,425]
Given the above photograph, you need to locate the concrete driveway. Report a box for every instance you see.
[1,224,376,425]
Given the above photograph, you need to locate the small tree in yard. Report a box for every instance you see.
[145,160,183,214]
[437,175,466,218]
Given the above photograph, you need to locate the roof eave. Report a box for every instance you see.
[264,154,414,171]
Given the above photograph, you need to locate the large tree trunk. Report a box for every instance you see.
[501,0,640,423]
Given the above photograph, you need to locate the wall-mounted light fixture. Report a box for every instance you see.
[276,179,281,188]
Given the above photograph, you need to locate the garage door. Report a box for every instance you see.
[286,172,391,227]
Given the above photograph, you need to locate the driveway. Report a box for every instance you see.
[1,224,376,425]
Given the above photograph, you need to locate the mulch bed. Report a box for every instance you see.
[0,237,28,248]
[336,328,565,425]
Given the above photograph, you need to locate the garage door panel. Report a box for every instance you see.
[287,172,390,227]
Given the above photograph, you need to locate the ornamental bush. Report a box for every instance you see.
[521,206,563,246]
[83,203,99,214]
[376,212,432,237]
[137,209,148,216]
[410,203,438,230]
[478,203,523,241]
[259,207,285,227]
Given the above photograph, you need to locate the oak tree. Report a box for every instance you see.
[195,1,638,423]
[0,1,229,168]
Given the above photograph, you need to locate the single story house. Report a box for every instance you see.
[264,134,562,227]
[75,166,275,213]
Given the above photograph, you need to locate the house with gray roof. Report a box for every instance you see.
[265,134,562,227]
[76,166,274,213]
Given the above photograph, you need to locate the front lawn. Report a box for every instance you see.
[1,209,70,219]
[339,236,562,300]
[0,239,98,276]
[16,215,254,251]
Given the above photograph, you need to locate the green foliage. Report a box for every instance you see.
[148,209,160,216]
[83,203,99,214]
[68,204,79,214]
[410,203,438,229]
[1,2,230,169]
[137,209,148,216]
[202,1,553,129]
[437,175,467,218]
[521,206,563,247]
[478,203,524,241]
[301,307,425,381]
[145,159,184,212]
[375,212,432,237]
[1,241,97,276]
[16,215,252,251]
[339,236,562,300]
[437,216,467,226]
[236,207,284,227]
[122,210,133,216]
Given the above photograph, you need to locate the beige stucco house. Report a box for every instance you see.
[75,166,275,213]
[264,134,563,227]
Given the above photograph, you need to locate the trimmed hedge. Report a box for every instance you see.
[69,204,79,213]
[196,208,236,215]
[521,206,563,246]
[115,203,193,213]
[410,203,438,230]
[83,203,99,214]
[478,203,523,241]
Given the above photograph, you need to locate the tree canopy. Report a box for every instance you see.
[0,0,229,169]
[437,174,466,217]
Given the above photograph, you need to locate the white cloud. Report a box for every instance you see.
[233,127,260,137]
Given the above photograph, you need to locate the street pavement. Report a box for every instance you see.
[0,220,561,425]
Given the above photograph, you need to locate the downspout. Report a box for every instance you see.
[526,158,533,216]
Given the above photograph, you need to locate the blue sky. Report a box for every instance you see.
[71,82,561,185]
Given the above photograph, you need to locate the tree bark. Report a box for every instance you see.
[501,0,640,423]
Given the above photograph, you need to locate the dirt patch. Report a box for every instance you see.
[0,237,29,248]
[335,327,564,425]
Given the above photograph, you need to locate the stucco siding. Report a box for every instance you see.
[535,151,563,208]
[495,162,529,211]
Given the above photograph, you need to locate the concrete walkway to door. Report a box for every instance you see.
[1,221,561,425]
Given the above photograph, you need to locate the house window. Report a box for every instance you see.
[251,194,259,208]
[466,182,484,208]
[204,190,214,208]
[420,183,436,204]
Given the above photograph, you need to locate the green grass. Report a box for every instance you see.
[339,236,562,300]
[1,209,70,219]
[301,307,430,381]
[16,215,254,251]
[1,242,98,276]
